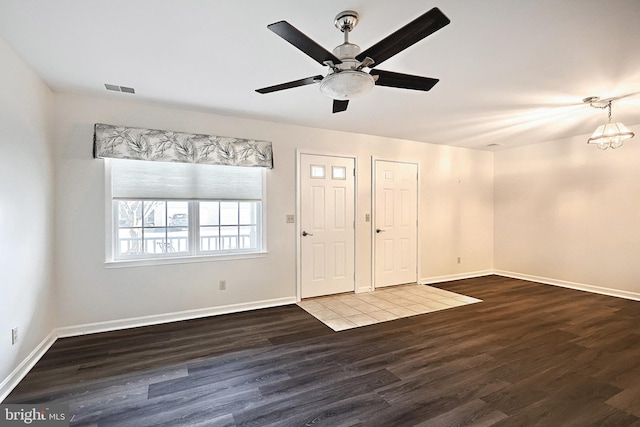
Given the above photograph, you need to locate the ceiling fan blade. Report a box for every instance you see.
[268,21,342,66]
[256,75,324,94]
[356,7,450,67]
[370,69,439,91]
[333,100,349,113]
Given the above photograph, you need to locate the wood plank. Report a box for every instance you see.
[5,276,640,426]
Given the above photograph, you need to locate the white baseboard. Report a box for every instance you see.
[56,297,297,338]
[356,285,373,294]
[494,270,640,301]
[1,296,296,402]
[420,270,493,286]
[0,331,57,403]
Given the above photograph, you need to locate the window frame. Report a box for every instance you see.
[104,160,268,267]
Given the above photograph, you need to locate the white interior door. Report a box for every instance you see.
[300,154,355,298]
[374,160,418,288]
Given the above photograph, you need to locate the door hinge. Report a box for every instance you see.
[353,168,356,176]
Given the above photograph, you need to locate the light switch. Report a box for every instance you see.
[286,215,295,223]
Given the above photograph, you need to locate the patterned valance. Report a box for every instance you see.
[93,123,273,168]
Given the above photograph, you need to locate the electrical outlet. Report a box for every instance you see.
[365,214,370,222]
[219,280,226,290]
[286,214,295,223]
[11,327,18,345]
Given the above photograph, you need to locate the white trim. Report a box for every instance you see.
[493,270,640,301]
[296,150,358,302]
[353,156,359,297]
[420,270,494,285]
[416,163,422,286]
[104,251,269,268]
[295,149,302,301]
[261,167,269,256]
[370,156,376,290]
[104,158,113,261]
[0,331,57,403]
[56,297,297,338]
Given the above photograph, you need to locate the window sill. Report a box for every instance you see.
[104,251,269,269]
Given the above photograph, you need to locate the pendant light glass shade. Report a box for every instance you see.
[584,98,634,150]
[587,121,635,150]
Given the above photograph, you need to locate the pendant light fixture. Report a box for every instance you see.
[583,96,634,150]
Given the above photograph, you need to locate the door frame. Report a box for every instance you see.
[371,157,421,290]
[296,149,358,302]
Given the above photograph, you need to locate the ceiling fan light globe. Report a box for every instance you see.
[319,71,375,101]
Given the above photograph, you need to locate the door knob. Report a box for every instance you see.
[376,228,385,233]
[302,231,314,236]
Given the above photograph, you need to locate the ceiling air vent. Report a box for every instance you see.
[104,84,135,94]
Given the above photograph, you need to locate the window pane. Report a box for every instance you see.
[220,226,239,249]
[167,201,189,230]
[116,200,145,256]
[118,227,143,256]
[200,226,220,251]
[141,201,163,228]
[200,201,220,226]
[164,228,189,253]
[239,226,258,249]
[332,166,346,180]
[239,202,256,225]
[117,200,141,228]
[311,165,325,179]
[144,230,165,254]
[220,202,239,225]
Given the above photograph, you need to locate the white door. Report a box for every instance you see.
[300,154,355,298]
[374,160,418,288]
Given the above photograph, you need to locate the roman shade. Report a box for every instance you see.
[110,159,263,200]
[93,123,273,168]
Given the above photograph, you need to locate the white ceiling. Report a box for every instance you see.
[1,0,639,150]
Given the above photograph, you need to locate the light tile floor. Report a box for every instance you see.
[298,284,482,332]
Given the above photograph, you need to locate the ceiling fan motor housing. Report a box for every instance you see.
[333,43,361,70]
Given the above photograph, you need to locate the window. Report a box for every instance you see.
[108,159,265,261]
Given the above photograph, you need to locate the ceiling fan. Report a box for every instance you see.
[256,7,450,113]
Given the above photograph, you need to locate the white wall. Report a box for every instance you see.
[494,126,640,298]
[53,93,494,328]
[0,39,56,393]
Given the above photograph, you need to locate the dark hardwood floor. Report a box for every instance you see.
[5,275,640,426]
